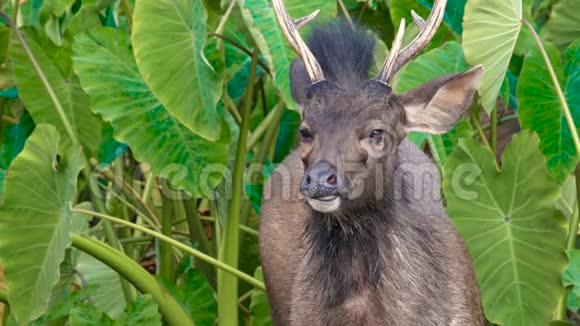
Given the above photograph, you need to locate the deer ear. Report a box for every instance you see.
[400,65,483,134]
[290,59,311,106]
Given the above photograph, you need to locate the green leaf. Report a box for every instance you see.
[69,295,161,326]
[18,0,44,27]
[44,14,63,46]
[563,249,580,310]
[462,0,522,114]
[75,250,125,318]
[132,0,222,141]
[390,0,450,53]
[390,0,432,27]
[550,321,576,326]
[0,124,83,324]
[419,0,466,34]
[541,0,580,50]
[42,0,76,16]
[443,130,567,326]
[394,41,467,91]
[10,27,101,153]
[250,267,272,326]
[38,287,95,325]
[240,0,335,111]
[159,269,216,325]
[0,112,35,199]
[64,0,116,35]
[97,123,127,167]
[48,202,91,308]
[69,304,114,326]
[115,295,161,326]
[517,40,580,183]
[273,108,300,163]
[73,28,229,196]
[557,177,577,224]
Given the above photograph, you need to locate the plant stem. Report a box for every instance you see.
[198,216,259,237]
[224,91,242,125]
[0,100,5,143]
[240,101,285,233]
[0,12,78,146]
[114,157,133,255]
[567,168,580,251]
[556,167,580,320]
[471,115,500,171]
[72,208,265,289]
[88,174,137,304]
[427,135,444,169]
[2,304,9,325]
[208,33,271,75]
[482,113,518,130]
[10,0,18,24]
[98,167,160,226]
[119,0,133,32]
[218,49,259,326]
[70,234,193,326]
[358,0,371,20]
[211,199,222,255]
[184,198,213,256]
[523,19,580,155]
[337,0,354,26]
[247,102,283,150]
[183,197,216,286]
[491,105,498,155]
[0,288,7,304]
[214,0,236,36]
[1,115,17,124]
[160,181,174,282]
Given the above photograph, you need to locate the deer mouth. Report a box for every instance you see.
[307,196,341,213]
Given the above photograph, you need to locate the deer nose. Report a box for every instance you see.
[301,161,338,199]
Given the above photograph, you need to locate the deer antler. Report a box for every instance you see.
[272,0,325,83]
[376,0,447,85]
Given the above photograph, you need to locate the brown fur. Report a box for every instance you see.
[260,139,484,325]
[259,22,484,326]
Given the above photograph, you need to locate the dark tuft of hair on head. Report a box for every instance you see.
[306,20,376,91]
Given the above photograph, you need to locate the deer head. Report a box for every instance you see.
[273,0,483,214]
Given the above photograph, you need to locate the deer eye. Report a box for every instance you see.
[368,129,385,142]
[300,128,313,142]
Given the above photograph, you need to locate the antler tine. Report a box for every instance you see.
[394,0,447,75]
[376,19,405,85]
[272,0,325,83]
[295,9,320,30]
[410,10,426,30]
[376,0,447,84]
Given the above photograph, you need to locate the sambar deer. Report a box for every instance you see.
[259,0,484,325]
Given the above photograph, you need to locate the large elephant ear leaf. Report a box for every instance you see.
[443,130,567,326]
[10,27,101,153]
[0,124,84,325]
[462,0,522,114]
[132,0,223,141]
[517,39,580,183]
[541,0,580,50]
[73,28,229,196]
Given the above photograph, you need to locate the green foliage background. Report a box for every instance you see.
[0,0,579,325]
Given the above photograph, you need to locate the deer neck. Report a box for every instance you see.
[301,172,398,309]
